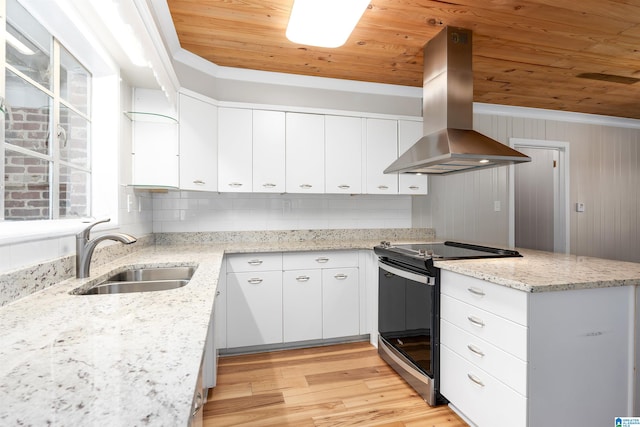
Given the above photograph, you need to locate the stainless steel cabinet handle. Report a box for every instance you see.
[408,185,420,190]
[296,275,310,282]
[467,315,485,327]
[384,272,394,278]
[229,182,243,187]
[467,344,485,357]
[334,273,348,280]
[299,184,312,189]
[338,184,350,189]
[247,278,263,284]
[315,257,329,263]
[216,291,221,296]
[467,373,485,387]
[378,185,389,190]
[193,180,205,185]
[247,259,263,266]
[467,287,485,296]
[262,183,276,188]
[192,391,203,417]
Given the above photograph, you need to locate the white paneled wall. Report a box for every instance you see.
[152,192,412,232]
[428,107,640,263]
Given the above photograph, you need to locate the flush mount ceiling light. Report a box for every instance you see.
[286,0,370,48]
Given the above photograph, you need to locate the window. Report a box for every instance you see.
[3,0,91,221]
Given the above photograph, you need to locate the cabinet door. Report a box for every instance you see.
[325,115,362,194]
[286,112,325,193]
[227,271,283,347]
[398,120,428,195]
[253,110,285,193]
[283,270,322,342]
[218,107,252,192]
[365,118,398,194]
[322,267,359,339]
[179,93,217,191]
[132,89,178,187]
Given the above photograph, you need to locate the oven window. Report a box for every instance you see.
[378,268,434,376]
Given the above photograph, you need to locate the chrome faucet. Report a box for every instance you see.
[76,218,137,279]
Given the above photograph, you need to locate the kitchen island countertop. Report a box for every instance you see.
[2,237,640,425]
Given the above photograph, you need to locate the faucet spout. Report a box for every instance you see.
[76,218,137,279]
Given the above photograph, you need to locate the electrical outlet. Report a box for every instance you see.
[127,194,132,213]
[494,201,501,212]
[576,202,585,212]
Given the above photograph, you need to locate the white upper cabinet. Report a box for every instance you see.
[365,118,398,194]
[325,115,363,194]
[398,120,428,195]
[253,110,286,193]
[218,107,253,192]
[130,88,179,188]
[178,93,218,192]
[286,112,325,193]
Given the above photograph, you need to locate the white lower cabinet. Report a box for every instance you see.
[322,267,359,339]
[440,270,633,427]
[224,250,361,351]
[283,270,322,342]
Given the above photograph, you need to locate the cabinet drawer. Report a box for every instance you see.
[441,270,527,326]
[227,253,282,272]
[440,345,526,427]
[440,319,527,395]
[441,294,527,361]
[282,250,358,270]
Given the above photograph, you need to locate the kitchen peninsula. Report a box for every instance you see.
[0,229,639,426]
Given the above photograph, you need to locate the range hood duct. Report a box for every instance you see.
[385,26,530,175]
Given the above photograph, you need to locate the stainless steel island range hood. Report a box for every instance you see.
[385,26,530,175]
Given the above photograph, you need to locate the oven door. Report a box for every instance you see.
[377,258,441,405]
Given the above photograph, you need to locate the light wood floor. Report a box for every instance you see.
[204,341,468,427]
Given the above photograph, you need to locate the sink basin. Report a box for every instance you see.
[82,279,189,295]
[75,266,196,295]
[106,266,195,282]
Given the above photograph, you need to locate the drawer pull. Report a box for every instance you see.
[262,183,276,188]
[193,180,205,185]
[467,287,485,296]
[315,257,329,263]
[467,315,485,328]
[377,185,389,190]
[334,273,348,280]
[299,184,312,189]
[247,259,263,266]
[408,186,420,190]
[228,182,243,187]
[296,275,310,282]
[467,373,485,388]
[247,278,263,284]
[338,184,350,189]
[467,344,485,357]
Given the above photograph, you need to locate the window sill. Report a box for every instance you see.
[0,219,119,246]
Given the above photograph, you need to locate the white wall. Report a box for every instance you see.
[152,192,412,232]
[428,105,640,263]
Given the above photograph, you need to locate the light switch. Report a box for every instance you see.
[576,202,585,212]
[494,201,501,212]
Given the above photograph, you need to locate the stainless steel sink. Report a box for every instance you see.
[106,266,195,282]
[82,279,189,295]
[75,266,196,295]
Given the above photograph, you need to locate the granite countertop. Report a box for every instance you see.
[436,247,640,292]
[2,232,640,426]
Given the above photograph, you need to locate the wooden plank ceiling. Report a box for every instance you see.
[168,0,640,120]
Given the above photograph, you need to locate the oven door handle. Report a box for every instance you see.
[378,260,434,286]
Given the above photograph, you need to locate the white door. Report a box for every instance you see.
[283,270,322,342]
[509,138,569,254]
[218,107,252,192]
[325,115,362,194]
[286,112,325,193]
[253,110,285,193]
[365,118,398,194]
[178,93,217,191]
[322,267,359,339]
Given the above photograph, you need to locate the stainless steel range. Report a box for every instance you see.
[374,240,521,405]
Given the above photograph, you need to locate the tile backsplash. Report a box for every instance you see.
[152,192,413,232]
